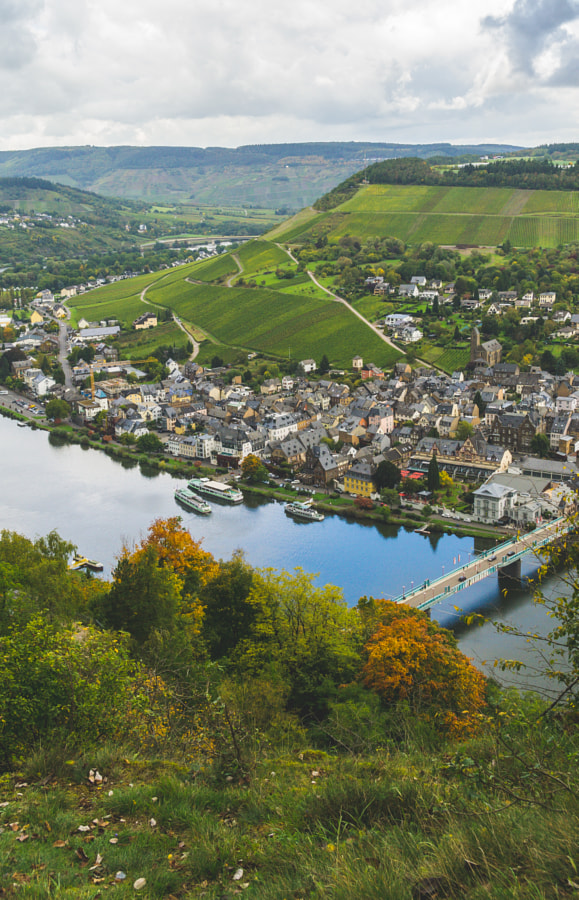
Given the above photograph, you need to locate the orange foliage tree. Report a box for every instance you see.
[121,517,218,640]
[361,598,486,737]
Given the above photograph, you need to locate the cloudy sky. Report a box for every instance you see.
[2,0,579,151]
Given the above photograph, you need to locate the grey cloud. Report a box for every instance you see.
[483,0,579,76]
[0,0,43,69]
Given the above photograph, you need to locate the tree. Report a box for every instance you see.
[455,420,474,441]
[93,545,181,645]
[241,453,268,483]
[360,598,486,737]
[136,432,164,454]
[200,551,255,659]
[427,455,440,492]
[531,432,550,458]
[453,325,460,341]
[474,390,486,418]
[432,295,439,317]
[45,398,70,422]
[374,460,401,490]
[236,567,361,717]
[0,617,144,768]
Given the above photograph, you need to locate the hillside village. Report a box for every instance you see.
[2,265,579,531]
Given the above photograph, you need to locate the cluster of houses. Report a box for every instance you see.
[8,339,569,526]
[0,211,85,231]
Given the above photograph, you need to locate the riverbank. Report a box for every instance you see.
[0,402,501,541]
[239,481,503,541]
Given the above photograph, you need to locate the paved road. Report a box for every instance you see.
[58,321,74,391]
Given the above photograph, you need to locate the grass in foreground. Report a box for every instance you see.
[2,718,579,900]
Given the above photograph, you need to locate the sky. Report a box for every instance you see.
[2,0,579,151]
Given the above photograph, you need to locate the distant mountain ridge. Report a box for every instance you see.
[0,142,522,207]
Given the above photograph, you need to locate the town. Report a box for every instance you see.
[1,266,578,533]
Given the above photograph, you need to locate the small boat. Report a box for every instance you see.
[175,486,212,515]
[285,500,325,522]
[69,555,104,572]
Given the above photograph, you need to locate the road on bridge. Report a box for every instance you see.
[399,517,569,611]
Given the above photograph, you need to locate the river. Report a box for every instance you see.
[0,416,569,693]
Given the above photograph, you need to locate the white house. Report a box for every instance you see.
[300,359,317,374]
[398,284,420,298]
[473,483,518,523]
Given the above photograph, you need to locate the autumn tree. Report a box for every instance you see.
[93,545,181,645]
[122,516,217,640]
[360,598,486,736]
[241,453,268,483]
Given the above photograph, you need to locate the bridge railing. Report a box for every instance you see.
[390,517,569,606]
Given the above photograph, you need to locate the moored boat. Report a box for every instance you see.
[285,500,325,522]
[175,486,212,515]
[69,555,104,572]
[187,477,243,504]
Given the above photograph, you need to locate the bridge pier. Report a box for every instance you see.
[498,558,521,584]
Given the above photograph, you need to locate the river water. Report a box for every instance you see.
[0,417,569,693]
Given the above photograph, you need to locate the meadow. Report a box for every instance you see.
[420,343,471,373]
[235,239,292,277]
[115,321,190,359]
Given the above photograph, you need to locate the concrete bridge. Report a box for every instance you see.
[393,517,572,612]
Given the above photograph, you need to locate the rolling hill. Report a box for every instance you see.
[0,142,521,207]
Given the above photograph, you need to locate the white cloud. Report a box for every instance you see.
[0,0,576,150]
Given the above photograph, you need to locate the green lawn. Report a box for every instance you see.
[420,343,470,373]
[115,321,191,359]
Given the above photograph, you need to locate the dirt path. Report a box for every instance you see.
[276,240,401,353]
[226,253,244,287]
[173,316,200,360]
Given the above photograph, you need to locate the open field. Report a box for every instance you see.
[420,343,470,373]
[115,321,191,358]
[273,184,579,248]
[148,281,401,368]
[186,253,240,282]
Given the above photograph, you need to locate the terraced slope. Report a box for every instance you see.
[271,184,579,248]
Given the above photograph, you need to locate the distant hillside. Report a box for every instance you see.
[0,142,521,207]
